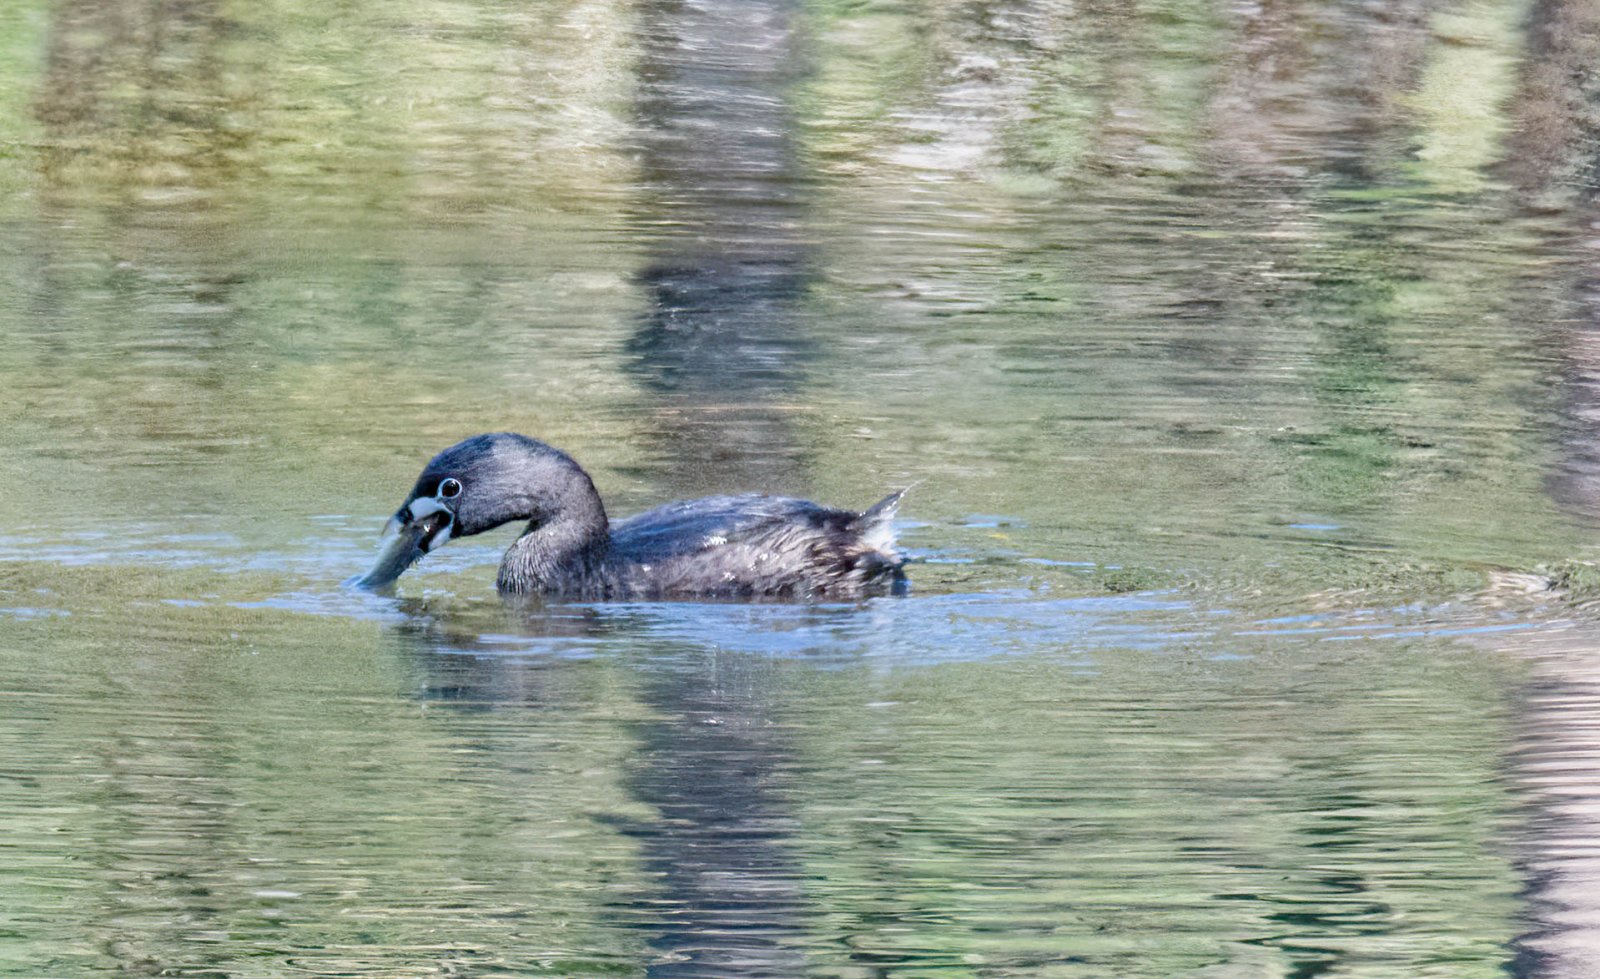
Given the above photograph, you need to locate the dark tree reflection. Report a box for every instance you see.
[1512,0,1600,522]
[1501,1,1600,973]
[1505,625,1600,979]
[616,653,808,976]
[397,605,809,976]
[624,0,815,498]
[619,5,818,957]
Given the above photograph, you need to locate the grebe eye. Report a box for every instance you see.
[437,478,462,500]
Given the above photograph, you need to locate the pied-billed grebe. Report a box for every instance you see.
[354,433,909,599]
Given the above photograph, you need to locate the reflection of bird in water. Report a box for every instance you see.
[356,432,908,599]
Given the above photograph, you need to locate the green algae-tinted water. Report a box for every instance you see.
[3,0,1600,974]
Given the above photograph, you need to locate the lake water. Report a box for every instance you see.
[4,0,1600,974]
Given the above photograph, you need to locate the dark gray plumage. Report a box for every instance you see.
[356,433,909,600]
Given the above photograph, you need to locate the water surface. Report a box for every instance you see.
[4,0,1600,974]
